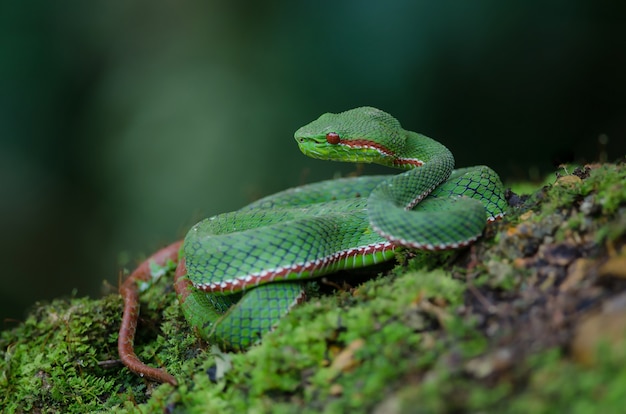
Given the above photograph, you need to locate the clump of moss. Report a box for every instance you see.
[0,294,124,412]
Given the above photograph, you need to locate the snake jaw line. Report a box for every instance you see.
[298,134,426,170]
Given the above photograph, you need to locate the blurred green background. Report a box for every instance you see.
[1,1,625,325]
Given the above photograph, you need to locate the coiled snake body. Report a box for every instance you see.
[118,107,507,385]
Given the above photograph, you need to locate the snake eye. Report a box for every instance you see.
[326,132,340,145]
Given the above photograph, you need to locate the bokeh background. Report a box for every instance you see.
[1,1,625,325]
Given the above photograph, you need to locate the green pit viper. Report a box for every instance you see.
[118,106,507,385]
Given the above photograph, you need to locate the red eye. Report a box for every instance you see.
[326,132,340,145]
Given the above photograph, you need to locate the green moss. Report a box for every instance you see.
[0,294,126,412]
[579,163,626,215]
[504,346,626,413]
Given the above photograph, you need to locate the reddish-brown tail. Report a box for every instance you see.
[118,241,183,386]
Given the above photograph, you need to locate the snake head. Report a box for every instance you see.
[294,107,406,166]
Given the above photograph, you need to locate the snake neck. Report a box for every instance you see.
[389,130,455,171]
[370,130,455,209]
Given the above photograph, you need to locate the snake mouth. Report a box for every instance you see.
[296,138,424,169]
[295,138,325,159]
[296,136,393,165]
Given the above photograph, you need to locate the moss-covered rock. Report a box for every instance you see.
[2,161,625,413]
